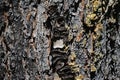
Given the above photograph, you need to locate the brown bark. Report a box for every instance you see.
[0,0,120,80]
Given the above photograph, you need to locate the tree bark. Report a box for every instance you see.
[0,0,120,80]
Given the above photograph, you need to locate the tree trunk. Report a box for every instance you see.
[0,0,120,80]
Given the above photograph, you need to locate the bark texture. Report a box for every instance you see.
[0,0,120,80]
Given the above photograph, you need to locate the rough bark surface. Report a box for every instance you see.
[0,0,120,80]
